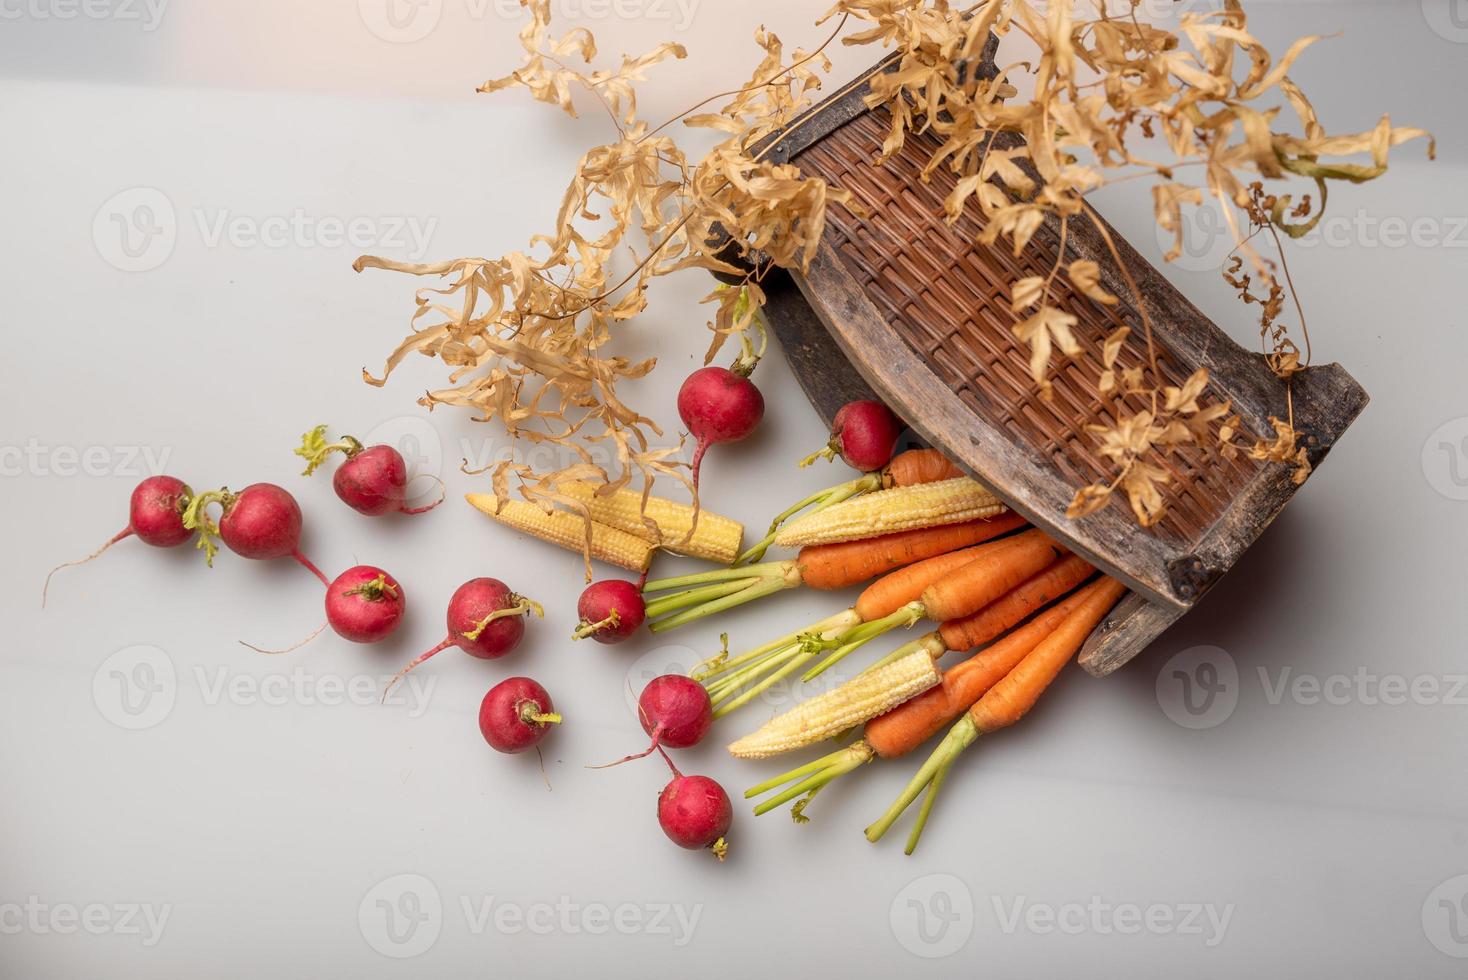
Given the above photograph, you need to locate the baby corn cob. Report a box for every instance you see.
[467,495,654,572]
[556,481,743,565]
[727,650,942,759]
[774,477,1005,548]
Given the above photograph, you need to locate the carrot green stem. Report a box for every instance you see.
[694,610,856,681]
[644,561,794,593]
[865,713,980,844]
[748,741,875,816]
[711,622,856,718]
[735,474,879,565]
[647,575,791,633]
[904,759,951,855]
[643,579,752,620]
[801,601,926,683]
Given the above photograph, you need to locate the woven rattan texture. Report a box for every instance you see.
[793,107,1261,545]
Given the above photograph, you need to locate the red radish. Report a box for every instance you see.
[658,767,732,860]
[678,365,764,489]
[43,475,198,606]
[802,400,904,472]
[243,563,406,654]
[591,674,711,768]
[572,580,645,643]
[294,425,443,517]
[184,483,328,585]
[383,577,543,698]
[479,677,561,753]
[326,565,406,642]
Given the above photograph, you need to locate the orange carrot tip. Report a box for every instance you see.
[737,473,882,564]
[864,713,980,849]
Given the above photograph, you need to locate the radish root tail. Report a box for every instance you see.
[240,621,327,655]
[42,528,132,608]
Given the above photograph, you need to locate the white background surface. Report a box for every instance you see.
[3,2,1467,977]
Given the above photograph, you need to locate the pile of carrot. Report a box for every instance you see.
[665,444,1130,854]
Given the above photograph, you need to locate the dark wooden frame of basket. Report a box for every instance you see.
[722,45,1368,676]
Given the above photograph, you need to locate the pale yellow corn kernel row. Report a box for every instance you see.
[726,651,943,759]
[466,495,654,573]
[557,481,743,565]
[773,476,1006,549]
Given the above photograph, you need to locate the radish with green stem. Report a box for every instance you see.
[480,677,561,753]
[43,475,202,606]
[294,424,444,517]
[383,577,542,698]
[182,483,328,584]
[572,580,644,643]
[801,400,904,472]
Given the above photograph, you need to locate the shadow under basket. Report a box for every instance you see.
[727,50,1368,677]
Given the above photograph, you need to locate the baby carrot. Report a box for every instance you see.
[865,577,1127,853]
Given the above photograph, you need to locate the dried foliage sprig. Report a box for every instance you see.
[360,0,1430,543]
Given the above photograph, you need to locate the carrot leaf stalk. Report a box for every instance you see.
[800,601,926,682]
[746,741,876,817]
[865,714,979,847]
[736,473,881,565]
[643,561,801,631]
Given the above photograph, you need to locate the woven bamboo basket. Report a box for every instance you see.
[720,44,1368,676]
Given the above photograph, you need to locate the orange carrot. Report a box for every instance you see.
[968,576,1126,733]
[852,525,1032,620]
[886,448,965,487]
[866,586,1094,758]
[937,553,1094,651]
[797,511,1027,591]
[918,529,1063,621]
[866,576,1127,851]
[744,583,1099,818]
